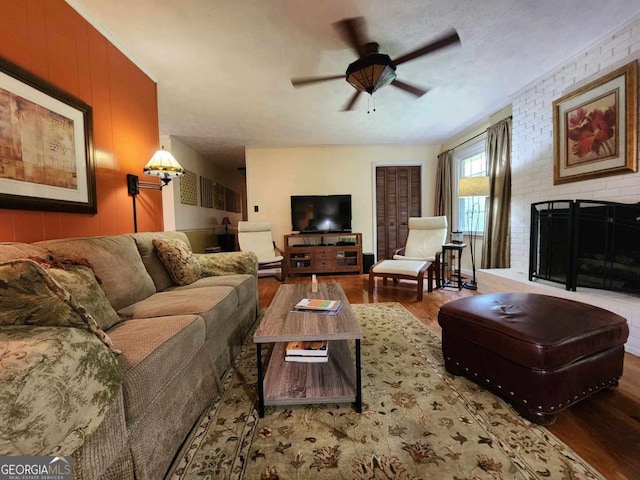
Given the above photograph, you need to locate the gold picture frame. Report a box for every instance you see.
[553,61,637,185]
[0,56,96,213]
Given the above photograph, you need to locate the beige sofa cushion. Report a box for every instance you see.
[106,315,205,425]
[0,326,121,456]
[117,286,238,339]
[165,274,257,305]
[37,235,156,311]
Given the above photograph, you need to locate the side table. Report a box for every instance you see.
[441,243,466,290]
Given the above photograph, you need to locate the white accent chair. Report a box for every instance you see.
[237,222,285,281]
[392,216,448,287]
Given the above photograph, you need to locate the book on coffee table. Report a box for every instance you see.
[293,298,342,312]
[285,340,328,356]
[284,355,329,363]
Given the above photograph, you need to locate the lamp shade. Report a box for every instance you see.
[458,176,490,197]
[221,217,231,225]
[346,47,397,95]
[143,147,185,181]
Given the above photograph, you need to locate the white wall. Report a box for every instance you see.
[510,18,640,272]
[508,17,640,353]
[161,136,245,232]
[245,145,440,254]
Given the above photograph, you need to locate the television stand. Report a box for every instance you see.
[284,232,362,277]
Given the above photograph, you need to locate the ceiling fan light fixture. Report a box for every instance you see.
[346,53,397,95]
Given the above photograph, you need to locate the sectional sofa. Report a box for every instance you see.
[0,231,259,479]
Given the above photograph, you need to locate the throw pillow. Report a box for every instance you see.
[41,259,122,331]
[0,325,122,456]
[153,238,202,286]
[0,259,120,354]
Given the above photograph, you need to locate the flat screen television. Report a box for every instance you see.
[291,195,352,233]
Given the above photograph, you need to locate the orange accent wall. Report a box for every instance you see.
[0,0,163,242]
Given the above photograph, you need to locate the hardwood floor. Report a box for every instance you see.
[257,273,640,480]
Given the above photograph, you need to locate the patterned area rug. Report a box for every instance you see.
[168,303,604,480]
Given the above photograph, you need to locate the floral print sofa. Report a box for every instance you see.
[0,231,259,479]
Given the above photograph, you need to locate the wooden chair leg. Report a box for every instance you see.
[368,273,375,295]
[416,274,424,301]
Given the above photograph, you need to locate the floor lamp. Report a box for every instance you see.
[458,176,490,290]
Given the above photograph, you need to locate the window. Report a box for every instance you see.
[454,141,487,234]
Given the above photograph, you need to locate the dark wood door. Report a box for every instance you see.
[376,166,421,260]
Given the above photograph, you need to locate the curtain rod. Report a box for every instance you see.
[448,115,512,152]
[449,130,486,152]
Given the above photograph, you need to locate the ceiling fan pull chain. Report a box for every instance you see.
[367,94,376,114]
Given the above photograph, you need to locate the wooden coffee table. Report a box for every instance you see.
[253,283,363,418]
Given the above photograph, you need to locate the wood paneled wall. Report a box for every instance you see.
[0,0,162,242]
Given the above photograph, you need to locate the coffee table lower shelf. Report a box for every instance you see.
[257,339,361,416]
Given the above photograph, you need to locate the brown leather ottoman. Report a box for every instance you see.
[438,293,629,425]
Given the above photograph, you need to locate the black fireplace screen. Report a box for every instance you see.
[529,200,640,294]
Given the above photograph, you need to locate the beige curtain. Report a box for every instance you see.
[434,150,453,226]
[481,117,511,268]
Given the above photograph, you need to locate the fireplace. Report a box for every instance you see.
[529,200,640,294]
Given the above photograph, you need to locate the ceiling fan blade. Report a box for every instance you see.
[392,29,461,66]
[291,75,344,88]
[333,17,367,58]
[342,90,362,111]
[391,79,429,97]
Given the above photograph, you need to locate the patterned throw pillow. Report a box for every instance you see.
[153,238,202,286]
[0,326,122,456]
[0,260,120,354]
[43,261,123,331]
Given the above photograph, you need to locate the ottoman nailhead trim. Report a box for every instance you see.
[447,362,622,416]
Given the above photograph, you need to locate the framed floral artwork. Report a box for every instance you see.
[0,56,96,213]
[553,61,637,185]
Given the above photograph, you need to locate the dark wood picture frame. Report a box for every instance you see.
[553,61,637,185]
[0,56,96,214]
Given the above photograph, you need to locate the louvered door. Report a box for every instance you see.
[376,166,421,260]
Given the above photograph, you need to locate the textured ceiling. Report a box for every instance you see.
[69,0,640,172]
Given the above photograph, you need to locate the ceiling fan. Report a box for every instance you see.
[291,17,461,111]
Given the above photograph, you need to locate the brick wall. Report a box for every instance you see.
[510,17,640,273]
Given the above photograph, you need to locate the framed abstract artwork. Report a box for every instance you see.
[0,57,96,213]
[553,60,637,185]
